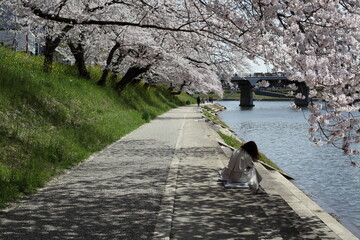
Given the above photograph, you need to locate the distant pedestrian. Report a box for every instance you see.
[219,141,266,194]
[197,96,201,107]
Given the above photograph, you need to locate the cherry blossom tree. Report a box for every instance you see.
[192,0,360,156]
[2,0,360,156]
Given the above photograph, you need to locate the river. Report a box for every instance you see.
[216,100,360,238]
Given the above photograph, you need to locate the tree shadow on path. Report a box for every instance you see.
[171,146,340,240]
[0,139,176,240]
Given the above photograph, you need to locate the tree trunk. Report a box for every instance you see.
[68,41,90,79]
[171,80,192,95]
[43,38,54,73]
[168,83,175,92]
[97,69,110,87]
[97,42,121,86]
[115,65,151,92]
[110,73,118,81]
[42,25,73,73]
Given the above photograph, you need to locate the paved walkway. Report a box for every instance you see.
[0,105,358,239]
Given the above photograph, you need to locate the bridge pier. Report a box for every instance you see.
[239,83,254,107]
[231,76,310,107]
[294,82,310,107]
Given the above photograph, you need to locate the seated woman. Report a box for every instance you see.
[220,141,266,194]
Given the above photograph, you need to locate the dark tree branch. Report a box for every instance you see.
[115,64,151,92]
[184,56,211,66]
[55,0,69,16]
[171,80,192,95]
[22,2,197,33]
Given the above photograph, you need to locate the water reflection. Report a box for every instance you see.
[217,101,360,238]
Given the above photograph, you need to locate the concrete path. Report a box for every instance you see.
[0,105,358,239]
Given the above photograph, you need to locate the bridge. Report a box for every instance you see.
[230,75,309,107]
[232,75,289,86]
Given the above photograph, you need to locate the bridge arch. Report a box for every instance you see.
[230,76,309,107]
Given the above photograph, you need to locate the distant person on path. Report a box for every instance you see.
[220,141,266,194]
[197,96,201,107]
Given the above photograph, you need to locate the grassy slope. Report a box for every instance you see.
[0,47,194,207]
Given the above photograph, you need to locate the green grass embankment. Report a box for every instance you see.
[0,47,195,207]
[201,105,229,128]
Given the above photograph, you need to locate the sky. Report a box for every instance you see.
[246,58,274,73]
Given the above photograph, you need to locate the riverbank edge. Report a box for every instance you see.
[202,103,359,240]
[201,103,289,176]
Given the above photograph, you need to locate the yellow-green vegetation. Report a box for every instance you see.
[223,92,240,100]
[267,88,292,94]
[203,105,217,115]
[217,131,242,149]
[212,103,226,112]
[0,47,195,207]
[253,92,291,100]
[202,105,229,128]
[223,91,292,100]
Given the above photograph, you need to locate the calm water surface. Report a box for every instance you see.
[217,101,360,237]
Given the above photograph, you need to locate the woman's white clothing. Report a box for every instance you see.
[220,148,262,190]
